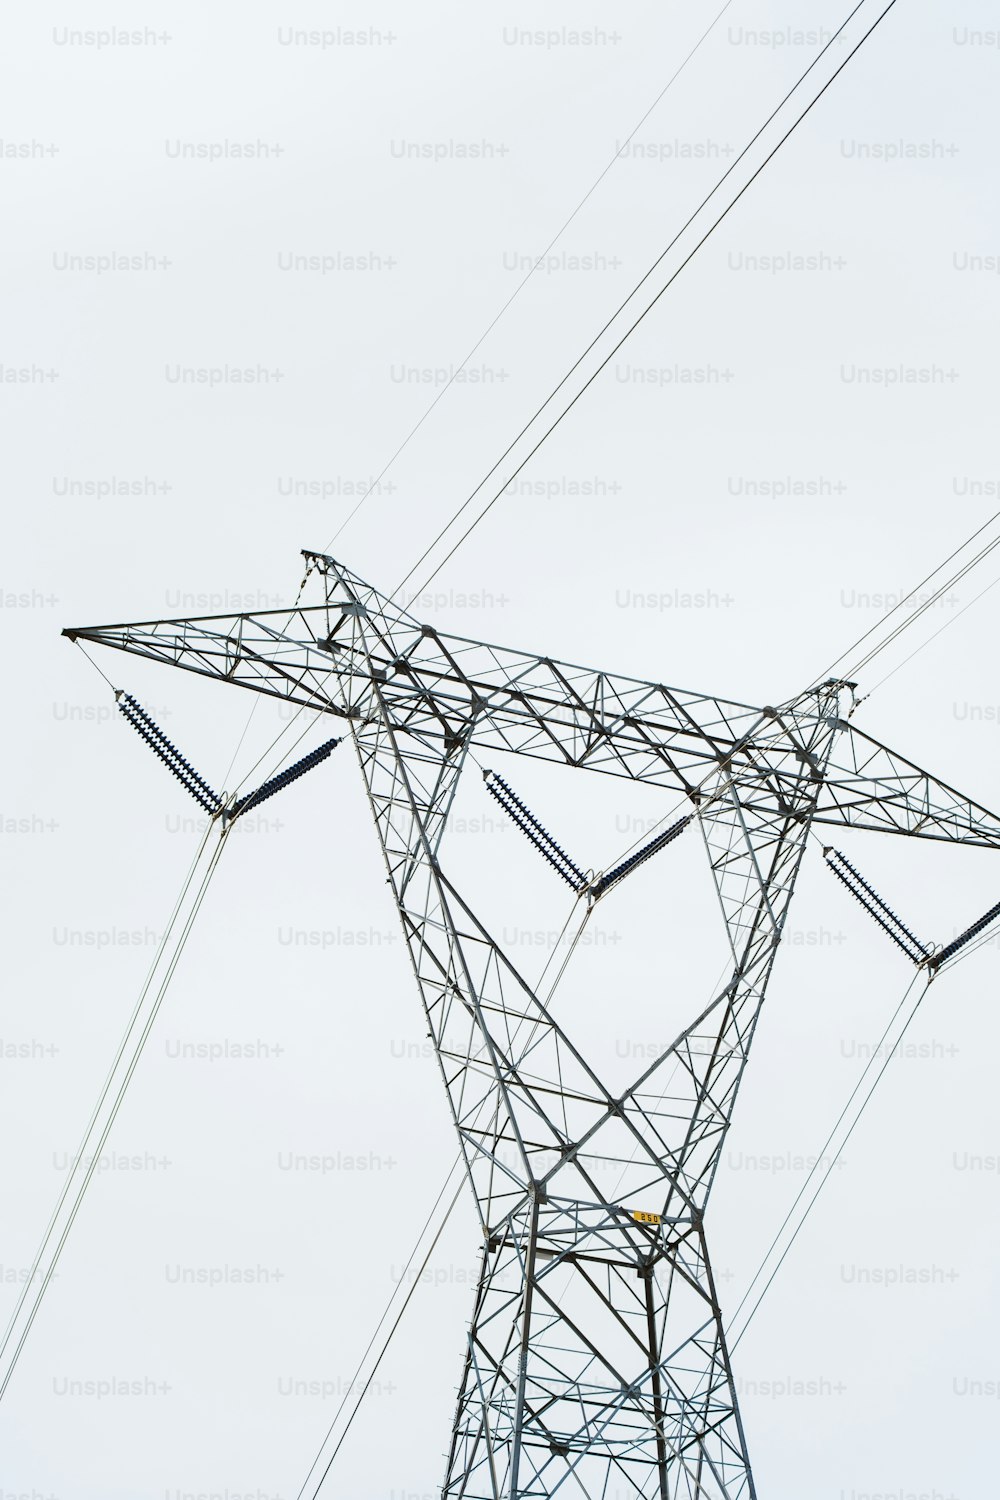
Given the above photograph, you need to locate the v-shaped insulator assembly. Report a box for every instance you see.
[483,768,691,899]
[117,691,339,822]
[826,846,1000,972]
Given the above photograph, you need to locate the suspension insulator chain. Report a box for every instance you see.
[230,738,341,821]
[119,692,340,822]
[592,815,692,899]
[484,771,587,892]
[118,693,221,814]
[824,848,929,965]
[929,897,1000,970]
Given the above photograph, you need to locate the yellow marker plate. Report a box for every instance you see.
[632,1210,661,1225]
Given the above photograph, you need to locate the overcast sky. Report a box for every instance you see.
[3,2,1000,1496]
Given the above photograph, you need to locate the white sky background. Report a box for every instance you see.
[2,1,1000,1495]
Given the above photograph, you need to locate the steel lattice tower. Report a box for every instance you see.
[65,551,1000,1497]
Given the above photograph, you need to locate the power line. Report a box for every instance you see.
[848,528,1000,680]
[298,1175,466,1498]
[294,1158,466,1498]
[396,0,899,600]
[728,967,928,1352]
[0,653,340,1407]
[318,0,739,556]
[812,506,1000,687]
[866,570,1000,697]
[0,820,230,1403]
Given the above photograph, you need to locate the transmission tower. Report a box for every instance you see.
[63,550,1000,1497]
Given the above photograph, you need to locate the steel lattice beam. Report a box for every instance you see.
[63,551,1000,1496]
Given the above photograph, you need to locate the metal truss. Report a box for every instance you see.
[64,552,1000,1497]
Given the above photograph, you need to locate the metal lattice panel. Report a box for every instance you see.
[63,552,1000,1496]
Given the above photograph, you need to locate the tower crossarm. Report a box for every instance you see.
[63,608,358,720]
[63,561,770,798]
[812,725,1000,849]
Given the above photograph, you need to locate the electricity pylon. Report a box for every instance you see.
[65,550,1000,1498]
